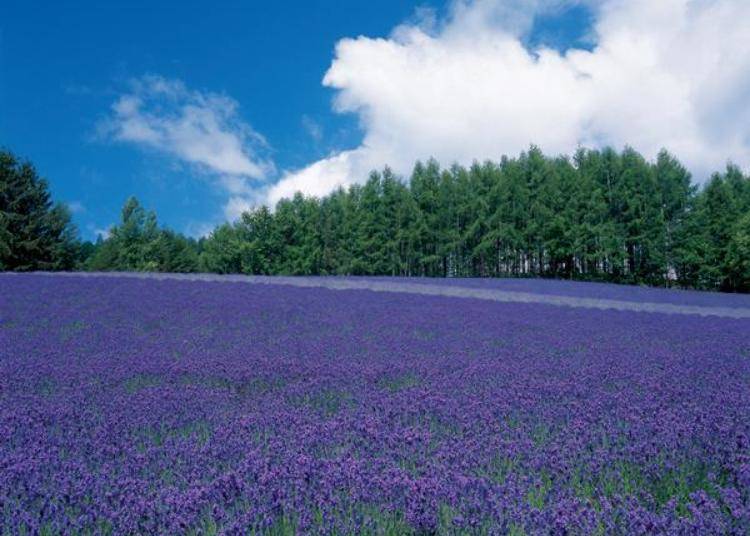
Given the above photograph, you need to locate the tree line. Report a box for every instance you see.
[2,146,749,291]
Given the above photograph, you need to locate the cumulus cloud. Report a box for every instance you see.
[100,75,271,221]
[270,0,750,204]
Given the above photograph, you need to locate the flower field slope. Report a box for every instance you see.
[1,273,750,535]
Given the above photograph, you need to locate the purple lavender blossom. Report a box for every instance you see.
[1,273,749,534]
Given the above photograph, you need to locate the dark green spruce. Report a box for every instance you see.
[0,151,80,270]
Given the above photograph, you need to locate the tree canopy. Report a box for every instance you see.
[195,146,750,292]
[86,197,199,273]
[3,146,749,292]
[0,150,80,270]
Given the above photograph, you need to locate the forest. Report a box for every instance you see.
[2,146,749,291]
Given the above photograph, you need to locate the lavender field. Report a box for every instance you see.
[2,274,750,535]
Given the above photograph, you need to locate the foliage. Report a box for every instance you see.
[0,150,81,270]
[86,197,199,272]
[3,145,749,292]
[196,146,750,292]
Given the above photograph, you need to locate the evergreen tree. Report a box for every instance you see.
[237,206,279,275]
[727,212,750,292]
[353,172,389,275]
[0,150,80,270]
[318,188,354,274]
[199,223,243,274]
[654,150,693,283]
[2,144,734,292]
[273,193,322,275]
[87,196,199,272]
[470,161,503,276]
[410,159,443,276]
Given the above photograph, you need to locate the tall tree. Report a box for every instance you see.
[410,159,443,276]
[199,223,243,274]
[0,150,80,270]
[654,150,694,282]
[65,146,744,293]
[726,212,750,292]
[87,196,199,272]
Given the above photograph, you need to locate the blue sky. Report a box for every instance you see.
[2,1,749,239]
[1,1,423,237]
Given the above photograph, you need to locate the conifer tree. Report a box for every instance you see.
[0,150,80,271]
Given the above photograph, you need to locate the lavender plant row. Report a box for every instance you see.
[1,273,749,534]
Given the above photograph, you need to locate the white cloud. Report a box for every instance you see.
[100,75,271,221]
[272,0,750,202]
[268,150,376,206]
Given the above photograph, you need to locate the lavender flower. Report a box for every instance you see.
[1,273,749,534]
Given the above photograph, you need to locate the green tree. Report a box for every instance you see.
[410,159,443,276]
[199,223,243,274]
[87,196,199,272]
[654,149,694,283]
[726,212,750,291]
[0,150,80,270]
[88,147,747,293]
[273,193,322,274]
[237,206,279,275]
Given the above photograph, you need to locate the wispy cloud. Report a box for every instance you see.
[99,75,272,222]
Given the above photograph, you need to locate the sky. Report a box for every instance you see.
[2,0,749,239]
